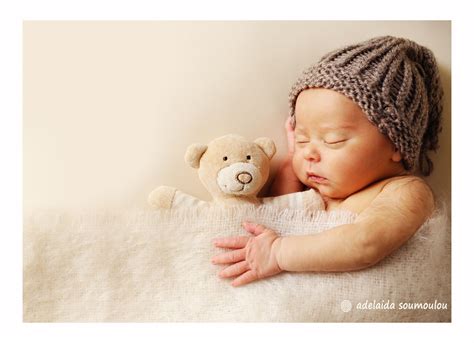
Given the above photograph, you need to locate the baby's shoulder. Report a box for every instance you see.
[338,175,432,214]
[354,174,436,225]
[378,175,433,197]
[366,175,435,220]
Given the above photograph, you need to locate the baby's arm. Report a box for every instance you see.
[275,176,435,272]
[268,117,305,196]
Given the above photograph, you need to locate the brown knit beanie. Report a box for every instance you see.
[288,36,443,176]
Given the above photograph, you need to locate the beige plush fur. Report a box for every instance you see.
[148,134,324,210]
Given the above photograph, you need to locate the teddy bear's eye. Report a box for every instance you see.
[246,155,251,160]
[223,156,228,161]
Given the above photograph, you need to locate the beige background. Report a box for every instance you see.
[23,21,451,212]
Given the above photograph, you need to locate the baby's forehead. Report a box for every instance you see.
[294,88,369,128]
[294,107,372,132]
[294,114,361,132]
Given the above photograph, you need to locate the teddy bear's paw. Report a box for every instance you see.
[148,186,177,209]
[302,188,326,212]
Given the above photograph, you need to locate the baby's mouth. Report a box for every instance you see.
[307,172,328,184]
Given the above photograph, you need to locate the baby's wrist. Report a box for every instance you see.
[273,236,286,272]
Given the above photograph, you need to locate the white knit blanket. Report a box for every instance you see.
[23,205,450,322]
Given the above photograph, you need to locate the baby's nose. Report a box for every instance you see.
[304,145,321,162]
[237,172,252,184]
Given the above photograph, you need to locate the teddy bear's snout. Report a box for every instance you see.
[237,172,252,184]
[216,162,262,195]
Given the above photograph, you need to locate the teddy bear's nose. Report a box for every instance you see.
[237,172,253,184]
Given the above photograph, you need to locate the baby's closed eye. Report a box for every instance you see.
[296,139,310,144]
[295,134,310,144]
[295,137,349,146]
[324,138,348,145]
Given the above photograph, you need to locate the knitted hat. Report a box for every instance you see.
[288,36,443,176]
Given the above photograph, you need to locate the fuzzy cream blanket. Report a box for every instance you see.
[23,205,450,322]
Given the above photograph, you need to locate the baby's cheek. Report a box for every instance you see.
[292,154,303,173]
[292,154,310,184]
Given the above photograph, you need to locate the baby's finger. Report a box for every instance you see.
[285,117,295,154]
[285,116,294,131]
[213,236,249,249]
[243,221,268,236]
[232,270,257,287]
[211,248,246,265]
[219,260,249,279]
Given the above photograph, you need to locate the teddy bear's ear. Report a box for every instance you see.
[254,137,276,160]
[184,143,208,169]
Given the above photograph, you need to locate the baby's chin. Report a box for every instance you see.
[301,175,367,200]
[299,175,350,198]
[308,183,347,200]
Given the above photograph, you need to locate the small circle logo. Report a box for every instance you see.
[340,300,352,312]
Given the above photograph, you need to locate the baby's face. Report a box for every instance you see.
[292,88,404,199]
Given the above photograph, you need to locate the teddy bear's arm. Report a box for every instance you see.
[172,190,210,208]
[301,188,326,211]
[262,188,325,211]
[148,186,209,209]
[262,191,303,208]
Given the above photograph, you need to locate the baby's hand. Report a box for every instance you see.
[285,116,296,155]
[211,222,283,287]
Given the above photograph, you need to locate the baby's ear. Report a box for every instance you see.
[254,137,276,160]
[185,143,208,169]
[391,150,402,162]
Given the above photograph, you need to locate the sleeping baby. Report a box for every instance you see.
[211,35,444,286]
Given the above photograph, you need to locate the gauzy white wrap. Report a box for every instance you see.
[23,205,450,322]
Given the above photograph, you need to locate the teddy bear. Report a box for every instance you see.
[148,134,324,211]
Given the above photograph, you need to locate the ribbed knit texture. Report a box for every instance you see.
[288,36,444,176]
